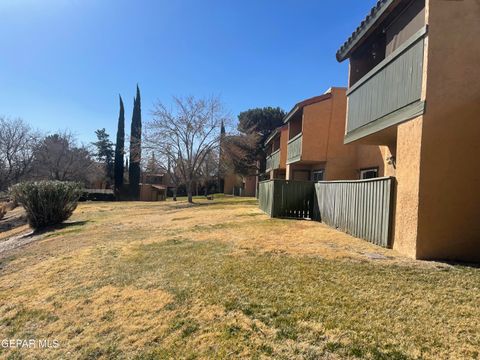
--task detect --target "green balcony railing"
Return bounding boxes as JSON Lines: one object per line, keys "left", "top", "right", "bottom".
{"left": 266, "top": 149, "right": 280, "bottom": 172}
{"left": 287, "top": 133, "right": 302, "bottom": 164}
{"left": 345, "top": 27, "right": 427, "bottom": 143}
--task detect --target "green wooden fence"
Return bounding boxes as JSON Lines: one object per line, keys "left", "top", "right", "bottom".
{"left": 258, "top": 180, "right": 314, "bottom": 219}
{"left": 315, "top": 177, "right": 395, "bottom": 247}
{"left": 259, "top": 177, "right": 396, "bottom": 248}
{"left": 258, "top": 180, "right": 275, "bottom": 216}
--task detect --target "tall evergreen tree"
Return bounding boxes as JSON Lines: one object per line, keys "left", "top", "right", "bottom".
{"left": 92, "top": 128, "right": 115, "bottom": 182}
{"left": 114, "top": 95, "right": 125, "bottom": 193}
{"left": 218, "top": 121, "right": 226, "bottom": 193}
{"left": 129, "top": 85, "right": 142, "bottom": 198}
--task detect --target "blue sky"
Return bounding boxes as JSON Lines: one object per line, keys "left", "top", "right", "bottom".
{"left": 0, "top": 0, "right": 376, "bottom": 143}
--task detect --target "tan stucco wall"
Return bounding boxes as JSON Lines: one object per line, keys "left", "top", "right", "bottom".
{"left": 287, "top": 88, "right": 360, "bottom": 180}
{"left": 356, "top": 145, "right": 396, "bottom": 178}
{"left": 323, "top": 88, "right": 359, "bottom": 180}
{"left": 301, "top": 99, "right": 331, "bottom": 162}
{"left": 224, "top": 173, "right": 256, "bottom": 197}
{"left": 223, "top": 173, "right": 240, "bottom": 195}
{"left": 413, "top": 0, "right": 480, "bottom": 261}
{"left": 286, "top": 88, "right": 394, "bottom": 181}
{"left": 244, "top": 175, "right": 257, "bottom": 197}
{"left": 391, "top": 116, "right": 423, "bottom": 258}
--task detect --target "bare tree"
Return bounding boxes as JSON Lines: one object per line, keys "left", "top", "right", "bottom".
{"left": 221, "top": 132, "right": 260, "bottom": 177}
{"left": 0, "top": 117, "right": 40, "bottom": 191}
{"left": 147, "top": 96, "right": 229, "bottom": 203}
{"left": 32, "top": 132, "right": 95, "bottom": 184}
{"left": 197, "top": 150, "right": 219, "bottom": 196}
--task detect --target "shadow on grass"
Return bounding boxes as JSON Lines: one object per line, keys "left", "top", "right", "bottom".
{"left": 164, "top": 198, "right": 258, "bottom": 212}
{"left": 31, "top": 220, "right": 90, "bottom": 237}
{"left": 435, "top": 260, "right": 480, "bottom": 269}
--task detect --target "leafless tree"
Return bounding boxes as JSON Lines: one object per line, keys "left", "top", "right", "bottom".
{"left": 147, "top": 96, "right": 229, "bottom": 203}
{"left": 197, "top": 150, "right": 219, "bottom": 196}
{"left": 221, "top": 132, "right": 260, "bottom": 177}
{"left": 31, "top": 132, "right": 95, "bottom": 184}
{"left": 0, "top": 117, "right": 40, "bottom": 191}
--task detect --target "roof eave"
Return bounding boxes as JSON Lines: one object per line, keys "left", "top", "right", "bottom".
{"left": 336, "top": 0, "right": 397, "bottom": 62}
{"left": 264, "top": 129, "right": 279, "bottom": 146}
{"left": 283, "top": 106, "right": 300, "bottom": 124}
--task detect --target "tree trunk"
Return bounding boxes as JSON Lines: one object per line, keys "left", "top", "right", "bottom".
{"left": 187, "top": 182, "right": 193, "bottom": 203}
{"left": 173, "top": 188, "right": 177, "bottom": 201}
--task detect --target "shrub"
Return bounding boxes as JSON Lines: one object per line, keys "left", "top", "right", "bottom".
{"left": 0, "top": 203, "right": 6, "bottom": 220}
{"left": 10, "top": 181, "right": 83, "bottom": 230}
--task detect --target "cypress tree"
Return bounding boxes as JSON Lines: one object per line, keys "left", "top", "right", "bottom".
{"left": 114, "top": 95, "right": 125, "bottom": 194}
{"left": 218, "top": 120, "right": 226, "bottom": 193}
{"left": 129, "top": 85, "right": 142, "bottom": 199}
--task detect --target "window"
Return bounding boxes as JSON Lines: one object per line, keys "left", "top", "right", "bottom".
{"left": 312, "top": 170, "right": 324, "bottom": 182}
{"left": 360, "top": 168, "right": 378, "bottom": 179}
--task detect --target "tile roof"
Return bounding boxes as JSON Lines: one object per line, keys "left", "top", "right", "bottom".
{"left": 336, "top": 0, "right": 397, "bottom": 62}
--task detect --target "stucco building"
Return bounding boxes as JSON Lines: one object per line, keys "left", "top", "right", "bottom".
{"left": 337, "top": 0, "right": 480, "bottom": 261}
{"left": 265, "top": 88, "right": 394, "bottom": 182}
{"left": 264, "top": 125, "right": 288, "bottom": 180}
{"left": 223, "top": 173, "right": 256, "bottom": 197}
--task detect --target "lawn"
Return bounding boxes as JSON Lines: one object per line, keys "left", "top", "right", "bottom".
{"left": 0, "top": 197, "right": 478, "bottom": 359}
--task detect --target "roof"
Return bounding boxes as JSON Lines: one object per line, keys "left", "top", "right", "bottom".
{"left": 151, "top": 185, "right": 167, "bottom": 191}
{"left": 336, "top": 0, "right": 398, "bottom": 62}
{"left": 283, "top": 93, "right": 333, "bottom": 124}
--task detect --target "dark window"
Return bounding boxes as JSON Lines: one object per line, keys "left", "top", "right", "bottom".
{"left": 360, "top": 168, "right": 378, "bottom": 179}
{"left": 312, "top": 170, "right": 324, "bottom": 182}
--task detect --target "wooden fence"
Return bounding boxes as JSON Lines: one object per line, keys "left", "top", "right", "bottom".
{"left": 259, "top": 177, "right": 395, "bottom": 247}
{"left": 315, "top": 177, "right": 395, "bottom": 247}
{"left": 258, "top": 180, "right": 314, "bottom": 219}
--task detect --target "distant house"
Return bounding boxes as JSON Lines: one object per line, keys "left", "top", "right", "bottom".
{"left": 336, "top": 0, "right": 480, "bottom": 261}
{"left": 220, "top": 131, "right": 258, "bottom": 198}
{"left": 139, "top": 173, "right": 174, "bottom": 201}
{"left": 224, "top": 173, "right": 256, "bottom": 197}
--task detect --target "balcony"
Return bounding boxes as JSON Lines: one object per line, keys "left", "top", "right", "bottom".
{"left": 345, "top": 27, "right": 427, "bottom": 143}
{"left": 266, "top": 149, "right": 280, "bottom": 172}
{"left": 287, "top": 133, "right": 302, "bottom": 164}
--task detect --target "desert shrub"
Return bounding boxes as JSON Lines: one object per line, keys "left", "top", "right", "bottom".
{"left": 10, "top": 181, "right": 83, "bottom": 229}
{"left": 0, "top": 203, "right": 6, "bottom": 220}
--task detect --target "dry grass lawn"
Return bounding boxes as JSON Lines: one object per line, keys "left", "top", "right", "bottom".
{"left": 0, "top": 196, "right": 479, "bottom": 359}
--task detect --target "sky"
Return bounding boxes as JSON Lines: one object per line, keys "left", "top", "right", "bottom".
{"left": 0, "top": 0, "right": 376, "bottom": 144}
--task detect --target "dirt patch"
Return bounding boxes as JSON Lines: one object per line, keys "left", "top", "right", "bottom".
{"left": 0, "top": 207, "right": 28, "bottom": 239}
